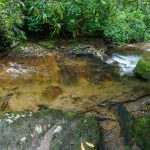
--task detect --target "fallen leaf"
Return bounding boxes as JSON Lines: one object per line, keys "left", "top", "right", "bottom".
{"left": 81, "top": 142, "right": 85, "bottom": 150}
{"left": 86, "top": 142, "right": 95, "bottom": 148}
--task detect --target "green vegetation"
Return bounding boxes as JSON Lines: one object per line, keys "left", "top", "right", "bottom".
{"left": 0, "top": 0, "right": 149, "bottom": 52}
{"left": 0, "top": 19, "right": 9, "bottom": 53}
{"left": 132, "top": 116, "right": 150, "bottom": 150}
{"left": 0, "top": 8, "right": 10, "bottom": 52}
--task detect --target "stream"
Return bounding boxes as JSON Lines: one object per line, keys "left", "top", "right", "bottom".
{"left": 0, "top": 41, "right": 149, "bottom": 150}
{"left": 0, "top": 52, "right": 148, "bottom": 112}
{"left": 0, "top": 44, "right": 149, "bottom": 113}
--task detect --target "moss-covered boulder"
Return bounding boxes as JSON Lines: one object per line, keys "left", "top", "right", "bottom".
{"left": 132, "top": 116, "right": 150, "bottom": 150}
{"left": 37, "top": 39, "right": 55, "bottom": 49}
{"left": 0, "top": 109, "right": 101, "bottom": 150}
{"left": 134, "top": 59, "right": 150, "bottom": 81}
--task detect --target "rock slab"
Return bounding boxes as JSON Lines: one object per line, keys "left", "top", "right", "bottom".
{"left": 0, "top": 109, "right": 101, "bottom": 150}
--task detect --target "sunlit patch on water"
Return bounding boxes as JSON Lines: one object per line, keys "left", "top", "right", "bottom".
{"left": 106, "top": 53, "right": 141, "bottom": 76}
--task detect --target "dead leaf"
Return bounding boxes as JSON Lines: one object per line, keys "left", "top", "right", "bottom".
{"left": 81, "top": 142, "right": 85, "bottom": 150}
{"left": 85, "top": 142, "right": 95, "bottom": 148}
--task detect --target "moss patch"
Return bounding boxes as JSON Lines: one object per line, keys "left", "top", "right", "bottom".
{"left": 132, "top": 116, "right": 150, "bottom": 150}
{"left": 38, "top": 39, "right": 55, "bottom": 49}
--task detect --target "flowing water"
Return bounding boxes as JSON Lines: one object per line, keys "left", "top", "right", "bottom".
{"left": 106, "top": 53, "right": 141, "bottom": 75}
{"left": 0, "top": 45, "right": 149, "bottom": 114}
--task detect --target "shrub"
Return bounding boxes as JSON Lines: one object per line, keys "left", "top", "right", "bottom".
{"left": 104, "top": 10, "right": 148, "bottom": 44}
{"left": 0, "top": 0, "right": 26, "bottom": 41}
{"left": 26, "top": 0, "right": 63, "bottom": 35}
{"left": 0, "top": 2, "right": 11, "bottom": 52}
{"left": 0, "top": 0, "right": 150, "bottom": 44}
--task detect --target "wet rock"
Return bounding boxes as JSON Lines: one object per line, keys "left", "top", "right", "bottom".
{"left": 37, "top": 104, "right": 49, "bottom": 111}
{"left": 100, "top": 114, "right": 125, "bottom": 150}
{"left": 132, "top": 144, "right": 142, "bottom": 150}
{"left": 0, "top": 64, "right": 5, "bottom": 68}
{"left": 66, "top": 45, "right": 107, "bottom": 59}
{"left": 112, "top": 42, "right": 150, "bottom": 51}
{"left": 65, "top": 48, "right": 95, "bottom": 58}
{"left": 42, "top": 86, "right": 63, "bottom": 100}
{"left": 59, "top": 65, "right": 78, "bottom": 85}
{"left": 10, "top": 38, "right": 108, "bottom": 59}
{"left": 56, "top": 38, "right": 108, "bottom": 59}
{"left": 89, "top": 61, "right": 115, "bottom": 83}
{"left": 37, "top": 39, "right": 55, "bottom": 49}
{"left": 124, "top": 94, "right": 150, "bottom": 118}
{"left": 0, "top": 93, "right": 14, "bottom": 111}
{"left": 2, "top": 91, "right": 42, "bottom": 112}
{"left": 0, "top": 109, "right": 101, "bottom": 150}
{"left": 134, "top": 58, "right": 150, "bottom": 81}
{"left": 98, "top": 103, "right": 132, "bottom": 150}
{"left": 0, "top": 64, "right": 5, "bottom": 73}
{"left": 10, "top": 42, "right": 49, "bottom": 58}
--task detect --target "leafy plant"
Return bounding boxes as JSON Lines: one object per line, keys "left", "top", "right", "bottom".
{"left": 0, "top": 1, "right": 11, "bottom": 52}
{"left": 0, "top": 0, "right": 26, "bottom": 41}
{"left": 0, "top": 0, "right": 150, "bottom": 44}
{"left": 27, "top": 0, "right": 63, "bottom": 35}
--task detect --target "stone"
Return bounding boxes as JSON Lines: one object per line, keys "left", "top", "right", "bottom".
{"left": 42, "top": 86, "right": 63, "bottom": 100}
{"left": 134, "top": 58, "right": 150, "bottom": 81}
{"left": 38, "top": 39, "right": 55, "bottom": 49}
{"left": 10, "top": 42, "right": 48, "bottom": 58}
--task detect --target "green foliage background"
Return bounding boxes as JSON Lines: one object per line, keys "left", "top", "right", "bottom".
{"left": 0, "top": 0, "right": 150, "bottom": 52}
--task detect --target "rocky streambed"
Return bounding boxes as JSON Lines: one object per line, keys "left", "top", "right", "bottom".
{"left": 0, "top": 39, "right": 150, "bottom": 150}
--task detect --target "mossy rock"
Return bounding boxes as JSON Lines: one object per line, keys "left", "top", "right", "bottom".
{"left": 134, "top": 58, "right": 150, "bottom": 81}
{"left": 0, "top": 109, "right": 101, "bottom": 150}
{"left": 11, "top": 42, "right": 48, "bottom": 57}
{"left": 132, "top": 116, "right": 150, "bottom": 150}
{"left": 38, "top": 39, "right": 55, "bottom": 49}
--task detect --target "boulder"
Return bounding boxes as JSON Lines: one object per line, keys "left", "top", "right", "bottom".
{"left": 134, "top": 59, "right": 150, "bottom": 81}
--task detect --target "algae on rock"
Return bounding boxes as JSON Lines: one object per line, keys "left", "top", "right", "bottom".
{"left": 132, "top": 116, "right": 150, "bottom": 150}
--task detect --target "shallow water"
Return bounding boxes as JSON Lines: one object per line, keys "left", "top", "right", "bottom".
{"left": 0, "top": 47, "right": 149, "bottom": 113}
